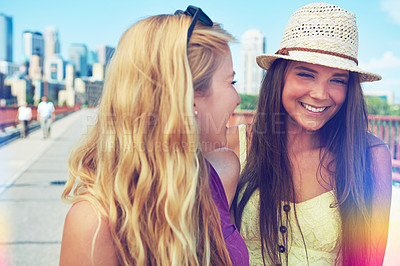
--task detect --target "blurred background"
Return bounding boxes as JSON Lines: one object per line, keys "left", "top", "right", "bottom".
{"left": 1, "top": 0, "right": 400, "bottom": 265}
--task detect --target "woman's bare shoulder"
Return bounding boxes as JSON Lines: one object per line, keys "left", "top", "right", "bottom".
{"left": 60, "top": 201, "right": 118, "bottom": 266}
{"left": 367, "top": 133, "right": 392, "bottom": 183}
{"left": 367, "top": 133, "right": 388, "bottom": 147}
{"left": 65, "top": 201, "right": 101, "bottom": 230}
{"left": 205, "top": 148, "right": 240, "bottom": 207}
{"left": 63, "top": 201, "right": 99, "bottom": 237}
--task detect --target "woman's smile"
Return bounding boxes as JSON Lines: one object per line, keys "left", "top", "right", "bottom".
{"left": 299, "top": 102, "right": 330, "bottom": 113}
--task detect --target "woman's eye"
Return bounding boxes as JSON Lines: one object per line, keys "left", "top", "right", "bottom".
{"left": 232, "top": 80, "right": 237, "bottom": 86}
{"left": 332, "top": 79, "right": 348, "bottom": 85}
{"left": 297, "top": 72, "right": 314, "bottom": 78}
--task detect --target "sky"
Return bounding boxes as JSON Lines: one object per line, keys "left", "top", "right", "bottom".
{"left": 2, "top": 0, "right": 400, "bottom": 101}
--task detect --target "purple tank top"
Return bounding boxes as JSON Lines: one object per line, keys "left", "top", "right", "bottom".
{"left": 207, "top": 161, "right": 249, "bottom": 266}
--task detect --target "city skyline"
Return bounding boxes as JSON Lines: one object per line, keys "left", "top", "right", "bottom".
{"left": 0, "top": 13, "right": 12, "bottom": 62}
{"left": 239, "top": 29, "right": 265, "bottom": 95}
{"left": 2, "top": 0, "right": 400, "bottom": 101}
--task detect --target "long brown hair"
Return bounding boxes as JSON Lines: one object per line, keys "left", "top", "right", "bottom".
{"left": 63, "top": 14, "right": 233, "bottom": 265}
{"left": 233, "top": 59, "right": 375, "bottom": 265}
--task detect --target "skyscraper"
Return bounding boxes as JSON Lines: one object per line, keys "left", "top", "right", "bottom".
{"left": 97, "top": 45, "right": 115, "bottom": 66}
{"left": 239, "top": 29, "right": 265, "bottom": 95}
{"left": 69, "top": 44, "right": 88, "bottom": 77}
{"left": 23, "top": 31, "right": 44, "bottom": 61}
{"left": 88, "top": 50, "right": 98, "bottom": 65}
{"left": 44, "top": 26, "right": 60, "bottom": 59}
{"left": 0, "top": 13, "right": 13, "bottom": 62}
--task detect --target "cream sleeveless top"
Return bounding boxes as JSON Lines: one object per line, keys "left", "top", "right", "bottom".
{"left": 237, "top": 125, "right": 342, "bottom": 265}
{"left": 240, "top": 189, "right": 342, "bottom": 265}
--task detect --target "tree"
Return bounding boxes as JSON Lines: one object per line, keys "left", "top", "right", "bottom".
{"left": 366, "top": 96, "right": 390, "bottom": 115}
{"left": 26, "top": 94, "right": 34, "bottom": 105}
{"left": 389, "top": 104, "right": 400, "bottom": 116}
{"left": 238, "top": 94, "right": 258, "bottom": 110}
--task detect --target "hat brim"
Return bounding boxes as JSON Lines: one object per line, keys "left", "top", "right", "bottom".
{"left": 256, "top": 51, "right": 381, "bottom": 83}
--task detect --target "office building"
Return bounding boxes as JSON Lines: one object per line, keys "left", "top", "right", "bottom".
{"left": 0, "top": 61, "right": 18, "bottom": 76}
{"left": 69, "top": 44, "right": 88, "bottom": 77}
{"left": 73, "top": 77, "right": 103, "bottom": 106}
{"left": 0, "top": 13, "right": 13, "bottom": 62}
{"left": 0, "top": 72, "right": 12, "bottom": 101}
{"left": 97, "top": 45, "right": 115, "bottom": 66}
{"left": 239, "top": 29, "right": 265, "bottom": 95}
{"left": 23, "top": 31, "right": 44, "bottom": 62}
{"left": 44, "top": 26, "right": 60, "bottom": 59}
{"left": 88, "top": 50, "right": 98, "bottom": 65}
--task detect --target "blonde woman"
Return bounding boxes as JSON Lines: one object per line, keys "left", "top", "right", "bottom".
{"left": 229, "top": 3, "right": 391, "bottom": 265}
{"left": 60, "top": 6, "right": 248, "bottom": 266}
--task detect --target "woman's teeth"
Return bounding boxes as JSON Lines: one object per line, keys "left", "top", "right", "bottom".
{"left": 301, "top": 102, "right": 327, "bottom": 113}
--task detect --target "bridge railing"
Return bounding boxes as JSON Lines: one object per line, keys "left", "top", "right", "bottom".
{"left": 368, "top": 115, "right": 400, "bottom": 181}
{"left": 0, "top": 105, "right": 80, "bottom": 131}
{"left": 228, "top": 110, "right": 400, "bottom": 181}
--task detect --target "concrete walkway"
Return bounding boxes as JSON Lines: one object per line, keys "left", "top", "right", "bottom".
{"left": 0, "top": 109, "right": 97, "bottom": 266}
{"left": 0, "top": 108, "right": 399, "bottom": 265}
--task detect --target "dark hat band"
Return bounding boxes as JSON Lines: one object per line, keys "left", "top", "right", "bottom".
{"left": 275, "top": 47, "right": 358, "bottom": 65}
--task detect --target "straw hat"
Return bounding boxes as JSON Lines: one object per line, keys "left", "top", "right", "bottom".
{"left": 256, "top": 2, "right": 381, "bottom": 82}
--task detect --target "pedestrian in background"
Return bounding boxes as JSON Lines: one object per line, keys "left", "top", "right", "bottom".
{"left": 37, "top": 96, "right": 55, "bottom": 139}
{"left": 16, "top": 101, "right": 32, "bottom": 138}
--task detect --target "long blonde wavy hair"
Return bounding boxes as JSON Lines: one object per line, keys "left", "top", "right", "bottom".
{"left": 62, "top": 14, "right": 235, "bottom": 265}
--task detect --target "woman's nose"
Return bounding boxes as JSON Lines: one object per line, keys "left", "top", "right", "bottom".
{"left": 309, "top": 82, "right": 329, "bottom": 100}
